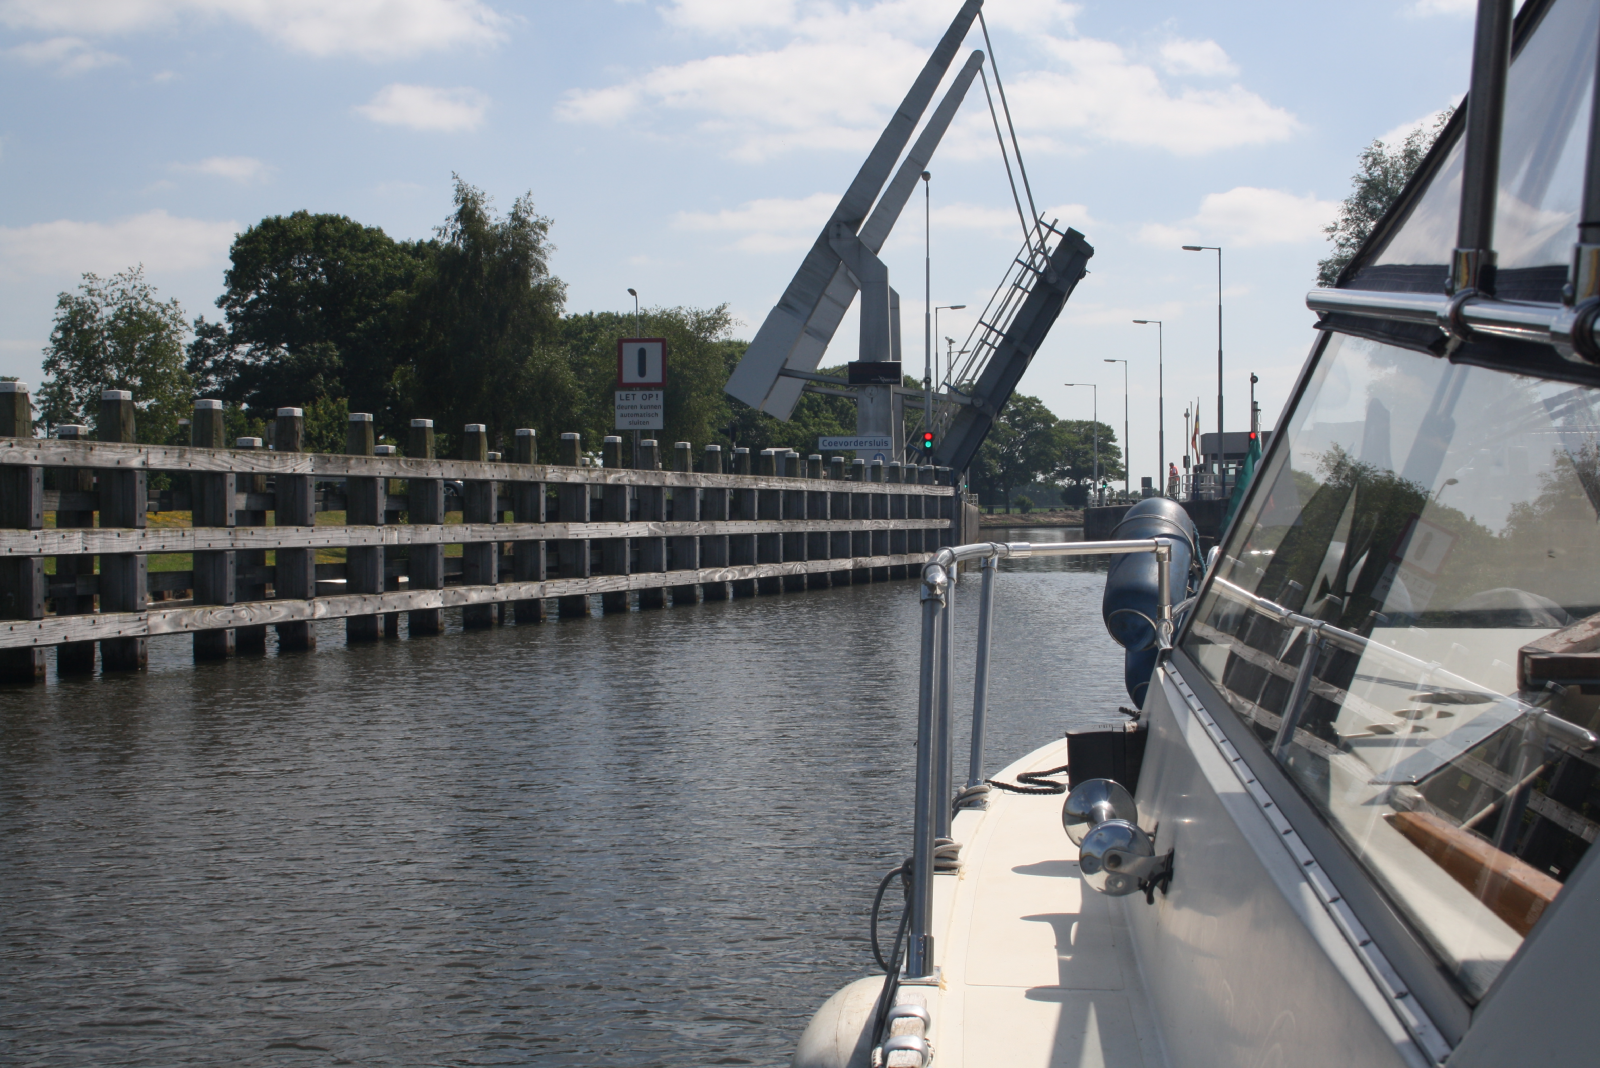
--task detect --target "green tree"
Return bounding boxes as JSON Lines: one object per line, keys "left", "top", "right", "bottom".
{"left": 974, "top": 394, "right": 1067, "bottom": 511}
{"left": 558, "top": 305, "right": 736, "bottom": 457}
{"left": 1317, "top": 110, "right": 1452, "bottom": 286}
{"left": 403, "top": 177, "right": 568, "bottom": 452}
{"left": 195, "top": 210, "right": 433, "bottom": 426}
{"left": 1053, "top": 419, "right": 1124, "bottom": 503}
{"left": 39, "top": 267, "right": 193, "bottom": 443}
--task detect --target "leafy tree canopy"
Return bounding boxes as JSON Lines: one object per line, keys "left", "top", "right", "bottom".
{"left": 403, "top": 176, "right": 567, "bottom": 449}
{"left": 40, "top": 266, "right": 192, "bottom": 444}
{"left": 1317, "top": 110, "right": 1452, "bottom": 286}
{"left": 193, "top": 210, "right": 434, "bottom": 421}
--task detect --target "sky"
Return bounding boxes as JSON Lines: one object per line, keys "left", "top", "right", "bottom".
{"left": 0, "top": 0, "right": 1477, "bottom": 484}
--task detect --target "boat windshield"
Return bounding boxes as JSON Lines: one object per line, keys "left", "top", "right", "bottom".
{"left": 1182, "top": 330, "right": 1600, "bottom": 1000}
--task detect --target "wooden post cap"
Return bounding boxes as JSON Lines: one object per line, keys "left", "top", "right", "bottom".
{"left": 411, "top": 418, "right": 433, "bottom": 427}
{"left": 0, "top": 381, "right": 28, "bottom": 392}
{"left": 102, "top": 389, "right": 132, "bottom": 401}
{"left": 57, "top": 424, "right": 86, "bottom": 438}
{"left": 486, "top": 451, "right": 501, "bottom": 461}
{"left": 236, "top": 437, "right": 262, "bottom": 447}
{"left": 278, "top": 407, "right": 303, "bottom": 417}
{"left": 349, "top": 412, "right": 373, "bottom": 421}
{"left": 558, "top": 432, "right": 581, "bottom": 466}
{"left": 374, "top": 445, "right": 397, "bottom": 455}
{"left": 193, "top": 398, "right": 223, "bottom": 410}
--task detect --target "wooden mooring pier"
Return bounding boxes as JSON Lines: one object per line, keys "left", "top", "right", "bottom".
{"left": 0, "top": 386, "right": 970, "bottom": 683}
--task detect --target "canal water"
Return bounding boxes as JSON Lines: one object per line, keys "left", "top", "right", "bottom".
{"left": 1, "top": 530, "right": 1126, "bottom": 1067}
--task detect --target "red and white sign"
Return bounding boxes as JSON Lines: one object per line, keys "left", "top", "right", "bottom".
{"left": 617, "top": 338, "right": 667, "bottom": 387}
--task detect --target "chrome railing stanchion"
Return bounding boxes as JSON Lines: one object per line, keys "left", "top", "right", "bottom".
{"left": 908, "top": 562, "right": 947, "bottom": 979}
{"left": 935, "top": 566, "right": 957, "bottom": 839}
{"left": 966, "top": 553, "right": 998, "bottom": 787}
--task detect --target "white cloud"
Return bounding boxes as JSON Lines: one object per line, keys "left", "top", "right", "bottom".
{"left": 0, "top": 210, "right": 237, "bottom": 279}
{"left": 6, "top": 35, "right": 122, "bottom": 74}
{"left": 1158, "top": 38, "right": 1237, "bottom": 78}
{"left": 1408, "top": 0, "right": 1474, "bottom": 15}
{"left": 674, "top": 192, "right": 838, "bottom": 252}
{"left": 0, "top": 0, "right": 506, "bottom": 60}
{"left": 174, "top": 155, "right": 270, "bottom": 183}
{"left": 559, "top": 1, "right": 1293, "bottom": 160}
{"left": 355, "top": 84, "right": 488, "bottom": 132}
{"left": 1138, "top": 187, "right": 1338, "bottom": 248}
{"left": 1010, "top": 37, "right": 1297, "bottom": 156}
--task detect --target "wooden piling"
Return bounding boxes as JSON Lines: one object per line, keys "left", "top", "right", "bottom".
{"left": 555, "top": 432, "right": 590, "bottom": 617}
{"left": 371, "top": 445, "right": 402, "bottom": 637}
{"left": 635, "top": 439, "right": 666, "bottom": 609}
{"left": 344, "top": 412, "right": 383, "bottom": 642}
{"left": 782, "top": 450, "right": 807, "bottom": 592}
{"left": 729, "top": 447, "right": 756, "bottom": 597}
{"left": 511, "top": 428, "right": 546, "bottom": 624}
{"left": 405, "top": 419, "right": 445, "bottom": 636}
{"left": 0, "top": 382, "right": 44, "bottom": 683}
{"left": 850, "top": 458, "right": 871, "bottom": 584}
{"left": 870, "top": 459, "right": 890, "bottom": 582}
{"left": 233, "top": 437, "right": 269, "bottom": 653}
{"left": 935, "top": 467, "right": 953, "bottom": 547}
{"left": 191, "top": 399, "right": 235, "bottom": 660}
{"left": 670, "top": 442, "right": 699, "bottom": 605}
{"left": 888, "top": 461, "right": 908, "bottom": 579}
{"left": 700, "top": 445, "right": 729, "bottom": 601}
{"left": 461, "top": 424, "right": 496, "bottom": 629}
{"left": 273, "top": 407, "right": 316, "bottom": 651}
{"left": 52, "top": 425, "right": 97, "bottom": 674}
{"left": 805, "top": 454, "right": 831, "bottom": 590}
{"left": 599, "top": 435, "right": 630, "bottom": 614}
{"left": 829, "top": 457, "right": 853, "bottom": 583}
{"left": 98, "top": 390, "right": 147, "bottom": 671}
{"left": 756, "top": 449, "right": 782, "bottom": 594}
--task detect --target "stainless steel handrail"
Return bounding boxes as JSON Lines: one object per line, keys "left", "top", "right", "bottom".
{"left": 1206, "top": 575, "right": 1598, "bottom": 753}
{"left": 1305, "top": 286, "right": 1600, "bottom": 360}
{"left": 904, "top": 537, "right": 1173, "bottom": 979}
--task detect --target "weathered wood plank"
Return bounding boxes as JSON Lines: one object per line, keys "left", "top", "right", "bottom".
{"left": 0, "top": 516, "right": 949, "bottom": 556}
{"left": 0, "top": 552, "right": 938, "bottom": 648}
{"left": 0, "top": 436, "right": 954, "bottom": 494}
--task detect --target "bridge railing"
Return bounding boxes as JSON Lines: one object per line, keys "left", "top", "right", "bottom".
{"left": 0, "top": 389, "right": 956, "bottom": 680}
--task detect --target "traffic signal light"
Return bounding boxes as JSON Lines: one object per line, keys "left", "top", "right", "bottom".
{"left": 920, "top": 431, "right": 935, "bottom": 450}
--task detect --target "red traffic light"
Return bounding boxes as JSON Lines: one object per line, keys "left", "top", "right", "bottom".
{"left": 920, "top": 431, "right": 935, "bottom": 449}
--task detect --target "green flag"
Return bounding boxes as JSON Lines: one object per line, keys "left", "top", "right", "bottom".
{"left": 1222, "top": 432, "right": 1263, "bottom": 531}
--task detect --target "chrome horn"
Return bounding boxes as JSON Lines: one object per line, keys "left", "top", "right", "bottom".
{"left": 1061, "top": 778, "right": 1173, "bottom": 901}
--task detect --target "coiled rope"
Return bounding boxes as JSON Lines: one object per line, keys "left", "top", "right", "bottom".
{"left": 985, "top": 763, "right": 1071, "bottom": 794}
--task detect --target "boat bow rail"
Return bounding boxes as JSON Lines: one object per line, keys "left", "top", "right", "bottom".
{"left": 904, "top": 537, "right": 1174, "bottom": 980}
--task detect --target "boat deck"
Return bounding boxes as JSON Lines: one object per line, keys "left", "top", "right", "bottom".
{"left": 926, "top": 736, "right": 1168, "bottom": 1068}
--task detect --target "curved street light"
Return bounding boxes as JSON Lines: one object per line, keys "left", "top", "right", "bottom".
{"left": 1181, "top": 245, "right": 1223, "bottom": 459}
{"left": 1065, "top": 382, "right": 1098, "bottom": 506}
{"left": 1103, "top": 358, "right": 1128, "bottom": 496}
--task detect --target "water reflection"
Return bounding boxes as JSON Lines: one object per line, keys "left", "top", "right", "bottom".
{"left": 0, "top": 561, "right": 1124, "bottom": 1066}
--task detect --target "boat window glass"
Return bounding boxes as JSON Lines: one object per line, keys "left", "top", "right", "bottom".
{"left": 1182, "top": 331, "right": 1600, "bottom": 1001}
{"left": 1360, "top": 0, "right": 1597, "bottom": 297}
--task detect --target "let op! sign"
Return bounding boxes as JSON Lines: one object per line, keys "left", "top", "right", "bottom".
{"left": 616, "top": 338, "right": 666, "bottom": 430}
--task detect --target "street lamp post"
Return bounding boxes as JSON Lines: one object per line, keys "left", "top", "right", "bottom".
{"left": 1181, "top": 245, "right": 1223, "bottom": 469}
{"left": 1132, "top": 318, "right": 1164, "bottom": 496}
{"left": 922, "top": 172, "right": 933, "bottom": 456}
{"left": 1103, "top": 358, "right": 1128, "bottom": 496}
{"left": 1065, "top": 382, "right": 1098, "bottom": 505}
